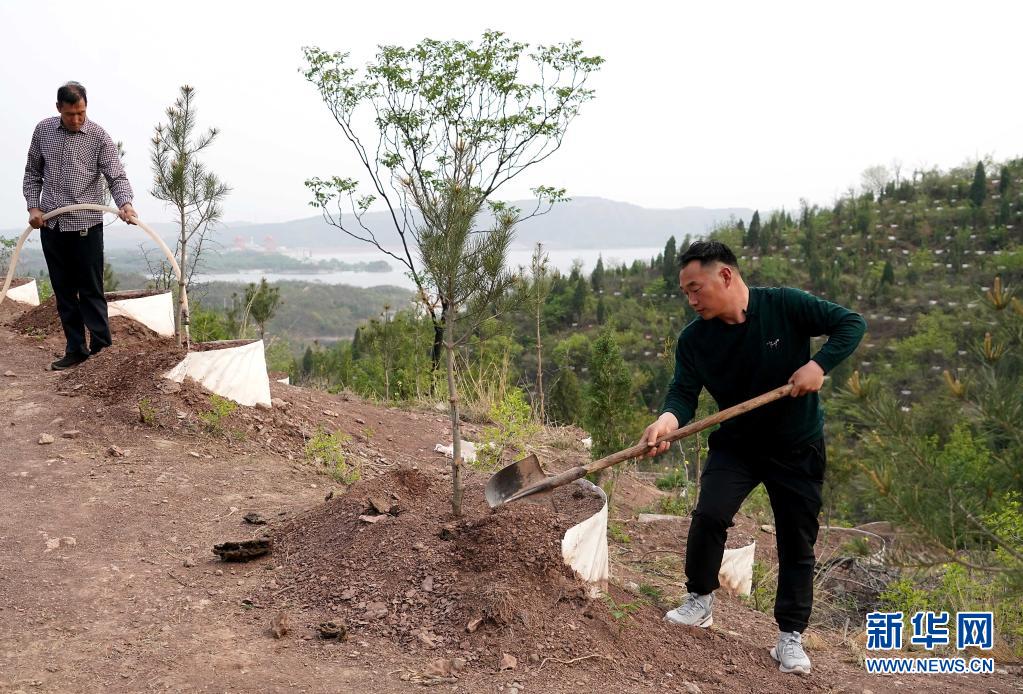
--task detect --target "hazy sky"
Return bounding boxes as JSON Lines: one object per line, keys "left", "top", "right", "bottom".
{"left": 2, "top": 0, "right": 1019, "bottom": 230}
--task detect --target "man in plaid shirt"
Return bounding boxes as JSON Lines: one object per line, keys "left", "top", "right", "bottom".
{"left": 23, "top": 82, "right": 137, "bottom": 370}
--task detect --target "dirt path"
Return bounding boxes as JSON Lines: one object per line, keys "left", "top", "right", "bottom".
{"left": 0, "top": 310, "right": 1017, "bottom": 693}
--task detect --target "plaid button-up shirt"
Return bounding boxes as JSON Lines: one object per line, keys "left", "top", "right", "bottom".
{"left": 23, "top": 116, "right": 134, "bottom": 232}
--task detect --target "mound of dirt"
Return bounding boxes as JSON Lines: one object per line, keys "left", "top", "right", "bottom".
{"left": 262, "top": 468, "right": 809, "bottom": 689}
{"left": 7, "top": 296, "right": 61, "bottom": 335}
{"left": 58, "top": 342, "right": 185, "bottom": 402}
{"left": 6, "top": 297, "right": 168, "bottom": 349}
{"left": 268, "top": 469, "right": 605, "bottom": 650}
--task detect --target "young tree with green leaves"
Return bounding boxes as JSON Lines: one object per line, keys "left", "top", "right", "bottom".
{"left": 102, "top": 263, "right": 118, "bottom": 292}
{"left": 302, "top": 32, "right": 603, "bottom": 400}
{"left": 243, "top": 278, "right": 282, "bottom": 340}
{"left": 661, "top": 235, "right": 677, "bottom": 285}
{"left": 881, "top": 260, "right": 895, "bottom": 286}
{"left": 150, "top": 85, "right": 230, "bottom": 346}
{"left": 409, "top": 160, "right": 519, "bottom": 515}
{"left": 572, "top": 276, "right": 589, "bottom": 323}
{"left": 301, "top": 345, "right": 314, "bottom": 377}
{"left": 969, "top": 161, "right": 987, "bottom": 208}
{"left": 0, "top": 237, "right": 16, "bottom": 279}
{"left": 548, "top": 368, "right": 583, "bottom": 426}
{"left": 527, "top": 242, "right": 553, "bottom": 422}
{"left": 591, "top": 254, "right": 605, "bottom": 293}
{"left": 585, "top": 328, "right": 634, "bottom": 459}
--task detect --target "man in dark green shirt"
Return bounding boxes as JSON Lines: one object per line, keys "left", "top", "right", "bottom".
{"left": 642, "top": 240, "right": 865, "bottom": 675}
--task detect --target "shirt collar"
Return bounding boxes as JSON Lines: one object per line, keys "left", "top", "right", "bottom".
{"left": 57, "top": 118, "right": 93, "bottom": 135}
{"left": 743, "top": 287, "right": 759, "bottom": 318}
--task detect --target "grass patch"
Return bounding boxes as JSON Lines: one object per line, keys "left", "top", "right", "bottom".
{"left": 742, "top": 560, "right": 777, "bottom": 614}
{"left": 659, "top": 493, "right": 693, "bottom": 516}
{"left": 199, "top": 395, "right": 237, "bottom": 434}
{"left": 138, "top": 397, "right": 157, "bottom": 426}
{"left": 305, "top": 428, "right": 359, "bottom": 484}
{"left": 608, "top": 521, "right": 631, "bottom": 544}
{"left": 639, "top": 584, "right": 664, "bottom": 602}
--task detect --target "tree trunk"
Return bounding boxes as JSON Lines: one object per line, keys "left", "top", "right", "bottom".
{"left": 176, "top": 210, "right": 186, "bottom": 346}
{"left": 431, "top": 318, "right": 444, "bottom": 397}
{"left": 535, "top": 302, "right": 544, "bottom": 423}
{"left": 445, "top": 303, "right": 463, "bottom": 517}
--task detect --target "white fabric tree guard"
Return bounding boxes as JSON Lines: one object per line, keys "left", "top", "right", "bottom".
{"left": 6, "top": 279, "right": 40, "bottom": 306}
{"left": 560, "top": 478, "right": 609, "bottom": 597}
{"left": 718, "top": 541, "right": 756, "bottom": 597}
{"left": 635, "top": 513, "right": 756, "bottom": 597}
{"left": 107, "top": 291, "right": 175, "bottom": 337}
{"left": 433, "top": 440, "right": 478, "bottom": 464}
{"left": 163, "top": 340, "right": 272, "bottom": 407}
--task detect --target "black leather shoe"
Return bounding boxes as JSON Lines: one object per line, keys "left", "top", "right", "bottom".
{"left": 51, "top": 352, "right": 89, "bottom": 370}
{"left": 89, "top": 344, "right": 107, "bottom": 356}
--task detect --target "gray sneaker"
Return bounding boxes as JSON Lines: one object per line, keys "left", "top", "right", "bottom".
{"left": 770, "top": 630, "right": 811, "bottom": 674}
{"left": 664, "top": 592, "right": 713, "bottom": 627}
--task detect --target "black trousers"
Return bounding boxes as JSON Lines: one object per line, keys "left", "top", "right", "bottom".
{"left": 40, "top": 223, "right": 111, "bottom": 356}
{"left": 684, "top": 438, "right": 825, "bottom": 633}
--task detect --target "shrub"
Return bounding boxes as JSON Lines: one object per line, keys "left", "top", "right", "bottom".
{"left": 199, "top": 395, "right": 237, "bottom": 434}
{"left": 655, "top": 466, "right": 688, "bottom": 491}
{"left": 138, "top": 397, "right": 157, "bottom": 426}
{"left": 608, "top": 521, "right": 631, "bottom": 544}
{"left": 744, "top": 560, "right": 777, "bottom": 614}
{"left": 474, "top": 388, "right": 539, "bottom": 470}
{"left": 305, "top": 428, "right": 359, "bottom": 484}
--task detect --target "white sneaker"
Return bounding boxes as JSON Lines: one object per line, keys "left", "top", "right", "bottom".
{"left": 664, "top": 592, "right": 714, "bottom": 627}
{"left": 770, "top": 630, "right": 811, "bottom": 674}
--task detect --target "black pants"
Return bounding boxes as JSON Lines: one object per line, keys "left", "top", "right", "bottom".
{"left": 40, "top": 223, "right": 111, "bottom": 356}
{"left": 684, "top": 438, "right": 826, "bottom": 633}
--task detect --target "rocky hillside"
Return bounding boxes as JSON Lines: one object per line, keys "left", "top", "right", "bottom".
{"left": 0, "top": 297, "right": 1016, "bottom": 693}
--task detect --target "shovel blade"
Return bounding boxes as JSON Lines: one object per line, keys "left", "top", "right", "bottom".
{"left": 485, "top": 453, "right": 547, "bottom": 508}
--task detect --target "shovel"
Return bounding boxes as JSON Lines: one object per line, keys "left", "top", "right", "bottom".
{"left": 485, "top": 383, "right": 794, "bottom": 507}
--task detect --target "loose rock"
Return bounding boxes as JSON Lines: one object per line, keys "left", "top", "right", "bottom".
{"left": 423, "top": 659, "right": 453, "bottom": 677}
{"left": 270, "top": 611, "right": 290, "bottom": 639}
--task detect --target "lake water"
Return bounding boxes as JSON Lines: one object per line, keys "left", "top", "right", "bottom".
{"left": 195, "top": 246, "right": 666, "bottom": 289}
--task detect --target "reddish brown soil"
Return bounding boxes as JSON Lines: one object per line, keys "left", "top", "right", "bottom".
{"left": 7, "top": 295, "right": 62, "bottom": 335}
{"left": 104, "top": 289, "right": 166, "bottom": 301}
{"left": 266, "top": 470, "right": 603, "bottom": 655}
{"left": 57, "top": 342, "right": 186, "bottom": 402}
{"left": 4, "top": 296, "right": 167, "bottom": 351}
{"left": 0, "top": 300, "right": 1016, "bottom": 693}
{"left": 191, "top": 339, "right": 259, "bottom": 352}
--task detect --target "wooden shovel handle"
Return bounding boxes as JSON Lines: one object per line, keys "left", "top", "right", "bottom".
{"left": 503, "top": 384, "right": 793, "bottom": 504}
{"left": 583, "top": 383, "right": 794, "bottom": 476}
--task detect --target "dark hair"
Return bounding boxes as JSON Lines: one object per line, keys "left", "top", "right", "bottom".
{"left": 678, "top": 240, "right": 739, "bottom": 270}
{"left": 57, "top": 81, "right": 87, "bottom": 106}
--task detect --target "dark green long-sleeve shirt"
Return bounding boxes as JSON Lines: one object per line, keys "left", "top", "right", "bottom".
{"left": 661, "top": 286, "right": 866, "bottom": 452}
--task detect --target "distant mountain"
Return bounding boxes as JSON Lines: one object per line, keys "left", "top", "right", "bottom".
{"left": 2, "top": 197, "right": 752, "bottom": 252}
